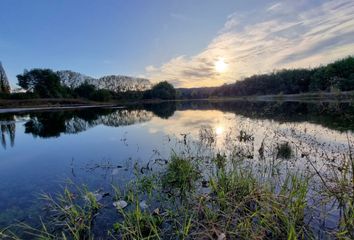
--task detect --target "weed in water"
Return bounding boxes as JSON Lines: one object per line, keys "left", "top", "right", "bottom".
{"left": 162, "top": 154, "right": 200, "bottom": 195}
{"left": 113, "top": 201, "right": 163, "bottom": 239}
{"left": 276, "top": 142, "right": 293, "bottom": 159}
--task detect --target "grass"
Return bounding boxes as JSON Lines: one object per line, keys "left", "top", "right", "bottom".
{"left": 161, "top": 154, "right": 200, "bottom": 196}
{"left": 112, "top": 201, "right": 163, "bottom": 240}
{"left": 38, "top": 186, "right": 101, "bottom": 239}
{"left": 2, "top": 132, "right": 353, "bottom": 239}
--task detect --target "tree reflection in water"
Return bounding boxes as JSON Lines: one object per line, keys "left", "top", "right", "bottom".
{"left": 0, "top": 116, "right": 15, "bottom": 149}
{"left": 1, "top": 100, "right": 354, "bottom": 149}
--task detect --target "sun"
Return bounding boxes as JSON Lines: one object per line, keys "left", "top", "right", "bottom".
{"left": 215, "top": 58, "right": 228, "bottom": 73}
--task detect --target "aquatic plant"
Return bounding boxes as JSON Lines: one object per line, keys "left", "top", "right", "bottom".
{"left": 276, "top": 141, "right": 293, "bottom": 159}
{"left": 162, "top": 154, "right": 200, "bottom": 195}
{"left": 237, "top": 129, "right": 254, "bottom": 142}
{"left": 113, "top": 201, "right": 163, "bottom": 240}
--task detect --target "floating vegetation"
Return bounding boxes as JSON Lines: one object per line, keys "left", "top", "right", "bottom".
{"left": 237, "top": 129, "right": 254, "bottom": 142}
{"left": 199, "top": 125, "right": 216, "bottom": 146}
{"left": 276, "top": 141, "right": 293, "bottom": 159}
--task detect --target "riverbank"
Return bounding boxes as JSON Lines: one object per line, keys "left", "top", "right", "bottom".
{"left": 0, "top": 98, "right": 168, "bottom": 114}
{"left": 0, "top": 98, "right": 108, "bottom": 108}
{"left": 1, "top": 91, "right": 353, "bottom": 114}
{"left": 253, "top": 90, "right": 354, "bottom": 102}
{"left": 200, "top": 90, "right": 354, "bottom": 102}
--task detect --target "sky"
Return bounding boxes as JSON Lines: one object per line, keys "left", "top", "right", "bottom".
{"left": 1, "top": 0, "right": 354, "bottom": 88}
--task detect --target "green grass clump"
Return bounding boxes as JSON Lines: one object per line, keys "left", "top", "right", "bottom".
{"left": 162, "top": 154, "right": 200, "bottom": 195}
{"left": 113, "top": 201, "right": 163, "bottom": 239}
{"left": 5, "top": 186, "right": 102, "bottom": 240}
{"left": 212, "top": 153, "right": 227, "bottom": 170}
{"left": 136, "top": 175, "right": 157, "bottom": 197}
{"left": 210, "top": 168, "right": 256, "bottom": 207}
{"left": 38, "top": 187, "right": 100, "bottom": 239}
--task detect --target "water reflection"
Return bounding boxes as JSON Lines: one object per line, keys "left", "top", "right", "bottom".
{"left": 0, "top": 100, "right": 354, "bottom": 149}
{"left": 0, "top": 115, "right": 15, "bottom": 149}
{"left": 175, "top": 101, "right": 354, "bottom": 131}
{"left": 141, "top": 102, "right": 176, "bottom": 119}
{"left": 24, "top": 109, "right": 154, "bottom": 138}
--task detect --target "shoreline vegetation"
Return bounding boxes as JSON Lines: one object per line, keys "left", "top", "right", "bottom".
{"left": 1, "top": 90, "right": 354, "bottom": 112}
{"left": 1, "top": 130, "right": 353, "bottom": 239}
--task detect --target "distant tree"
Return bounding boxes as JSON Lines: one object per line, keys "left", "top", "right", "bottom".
{"left": 74, "top": 82, "right": 96, "bottom": 99}
{"left": 0, "top": 62, "right": 11, "bottom": 94}
{"left": 142, "top": 89, "right": 152, "bottom": 99}
{"left": 149, "top": 81, "right": 176, "bottom": 100}
{"left": 17, "top": 69, "right": 65, "bottom": 98}
{"left": 74, "top": 83, "right": 112, "bottom": 102}
{"left": 339, "top": 73, "right": 354, "bottom": 91}
{"left": 190, "top": 56, "right": 354, "bottom": 98}
{"left": 90, "top": 89, "right": 112, "bottom": 102}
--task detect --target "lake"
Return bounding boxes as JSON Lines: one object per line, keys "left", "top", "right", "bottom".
{"left": 1, "top": 100, "right": 353, "bottom": 239}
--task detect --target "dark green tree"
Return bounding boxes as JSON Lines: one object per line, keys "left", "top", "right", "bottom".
{"left": 90, "top": 89, "right": 112, "bottom": 102}
{"left": 74, "top": 82, "right": 96, "bottom": 99}
{"left": 149, "top": 81, "right": 176, "bottom": 100}
{"left": 17, "top": 69, "right": 65, "bottom": 98}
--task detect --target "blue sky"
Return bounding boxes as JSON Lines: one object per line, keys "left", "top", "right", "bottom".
{"left": 1, "top": 0, "right": 354, "bottom": 88}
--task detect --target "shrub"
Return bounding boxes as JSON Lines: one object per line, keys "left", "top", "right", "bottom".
{"left": 89, "top": 89, "right": 112, "bottom": 102}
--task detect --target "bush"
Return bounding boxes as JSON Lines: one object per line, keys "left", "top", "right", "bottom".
{"left": 148, "top": 81, "right": 176, "bottom": 100}
{"left": 0, "top": 92, "right": 38, "bottom": 99}
{"left": 89, "top": 89, "right": 112, "bottom": 102}
{"left": 74, "top": 82, "right": 96, "bottom": 99}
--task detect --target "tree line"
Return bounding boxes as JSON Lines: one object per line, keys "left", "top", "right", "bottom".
{"left": 178, "top": 56, "right": 354, "bottom": 99}
{"left": 0, "top": 68, "right": 176, "bottom": 101}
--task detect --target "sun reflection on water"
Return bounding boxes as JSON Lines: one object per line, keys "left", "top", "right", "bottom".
{"left": 215, "top": 126, "right": 224, "bottom": 135}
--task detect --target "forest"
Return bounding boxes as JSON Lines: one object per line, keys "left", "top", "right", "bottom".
{"left": 178, "top": 56, "right": 354, "bottom": 99}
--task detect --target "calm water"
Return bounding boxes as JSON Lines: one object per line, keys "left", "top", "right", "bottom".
{"left": 1, "top": 100, "right": 354, "bottom": 233}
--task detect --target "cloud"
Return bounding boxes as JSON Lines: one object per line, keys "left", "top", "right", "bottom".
{"left": 266, "top": 3, "right": 282, "bottom": 12}
{"left": 143, "top": 0, "right": 354, "bottom": 88}
{"left": 145, "top": 65, "right": 157, "bottom": 72}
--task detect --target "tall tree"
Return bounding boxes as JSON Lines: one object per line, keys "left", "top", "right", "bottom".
{"left": 0, "top": 62, "right": 11, "bottom": 93}
{"left": 148, "top": 81, "right": 176, "bottom": 100}
{"left": 17, "top": 69, "right": 64, "bottom": 98}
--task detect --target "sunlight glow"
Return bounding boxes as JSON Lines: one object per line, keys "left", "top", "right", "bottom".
{"left": 215, "top": 126, "right": 224, "bottom": 135}
{"left": 214, "top": 58, "right": 228, "bottom": 73}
